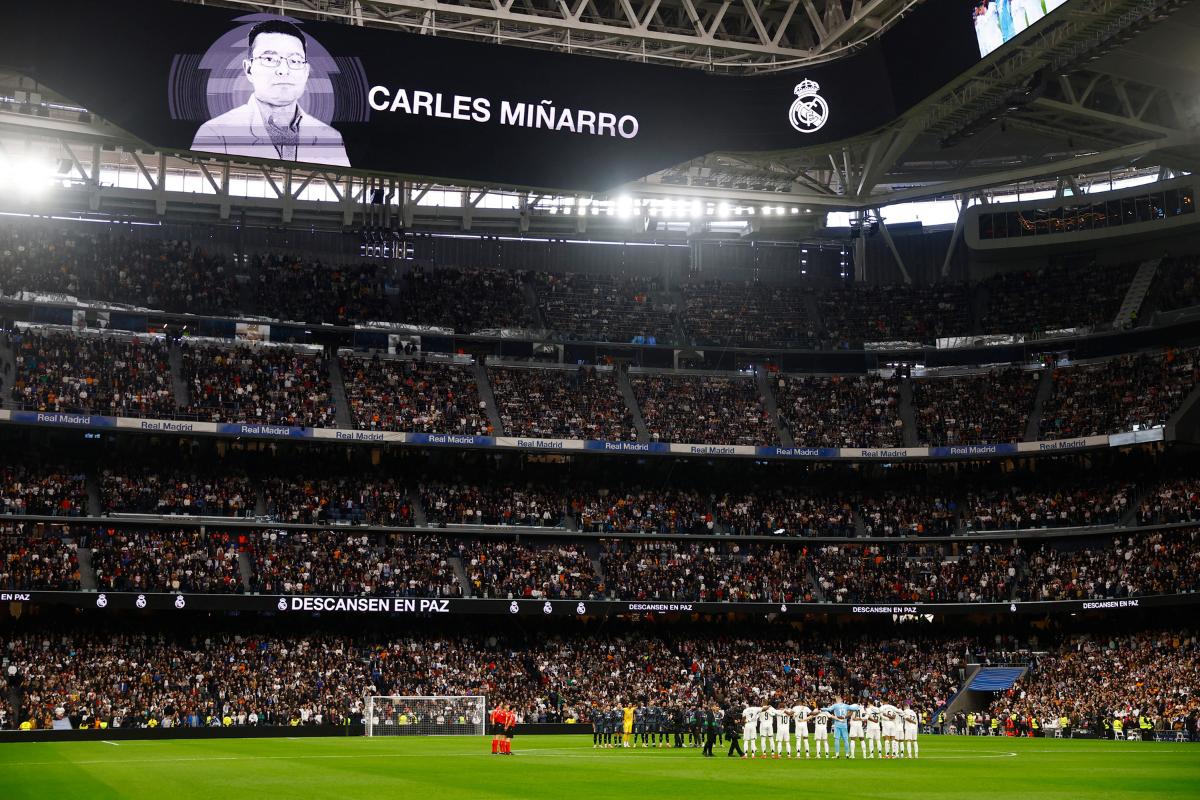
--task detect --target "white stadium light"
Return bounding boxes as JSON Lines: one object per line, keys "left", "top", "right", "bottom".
{"left": 616, "top": 196, "right": 633, "bottom": 218}
{"left": 0, "top": 155, "right": 55, "bottom": 194}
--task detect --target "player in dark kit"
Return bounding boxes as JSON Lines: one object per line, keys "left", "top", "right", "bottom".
{"left": 658, "top": 706, "right": 671, "bottom": 748}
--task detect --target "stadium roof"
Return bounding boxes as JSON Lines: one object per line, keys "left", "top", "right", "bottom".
{"left": 639, "top": 0, "right": 1200, "bottom": 208}
{"left": 187, "top": 0, "right": 913, "bottom": 72}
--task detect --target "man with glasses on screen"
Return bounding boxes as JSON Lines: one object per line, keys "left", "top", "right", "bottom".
{"left": 191, "top": 19, "right": 350, "bottom": 166}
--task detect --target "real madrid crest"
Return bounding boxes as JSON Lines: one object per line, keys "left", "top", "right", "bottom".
{"left": 789, "top": 78, "right": 829, "bottom": 134}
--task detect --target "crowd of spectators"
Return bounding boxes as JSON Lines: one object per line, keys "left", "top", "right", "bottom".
{"left": 774, "top": 374, "right": 903, "bottom": 448}
{"left": 102, "top": 468, "right": 256, "bottom": 516}
{"left": 632, "top": 373, "right": 776, "bottom": 446}
{"left": 680, "top": 280, "right": 815, "bottom": 348}
{"left": 490, "top": 365, "right": 635, "bottom": 441}
{"left": 1147, "top": 254, "right": 1200, "bottom": 314}
{"left": 989, "top": 630, "right": 1200, "bottom": 732}
{"left": 4, "top": 630, "right": 370, "bottom": 730}
{"left": 575, "top": 488, "right": 713, "bottom": 535}
{"left": 9, "top": 331, "right": 1185, "bottom": 448}
{"left": 980, "top": 262, "right": 1137, "bottom": 334}
{"left": 89, "top": 529, "right": 246, "bottom": 593}
{"left": 250, "top": 531, "right": 462, "bottom": 597}
{"left": 0, "top": 624, "right": 978, "bottom": 730}
{"left": 10, "top": 623, "right": 1196, "bottom": 732}
{"left": 962, "top": 480, "right": 1133, "bottom": 530}
{"left": 340, "top": 356, "right": 491, "bottom": 435}
{"left": 0, "top": 534, "right": 79, "bottom": 589}
{"left": 856, "top": 490, "right": 959, "bottom": 537}
{"left": 0, "top": 465, "right": 89, "bottom": 516}
{"left": 6, "top": 519, "right": 1200, "bottom": 602}
{"left": 456, "top": 539, "right": 597, "bottom": 599}
{"left": 1138, "top": 477, "right": 1200, "bottom": 525}
{"left": 252, "top": 255, "right": 393, "bottom": 325}
{"left": 1020, "top": 528, "right": 1200, "bottom": 600}
{"left": 913, "top": 368, "right": 1040, "bottom": 445}
{"left": 712, "top": 491, "right": 855, "bottom": 537}
{"left": 394, "top": 266, "right": 534, "bottom": 333}
{"left": 598, "top": 539, "right": 810, "bottom": 603}
{"left": 1040, "top": 348, "right": 1198, "bottom": 439}
{"left": 419, "top": 483, "right": 567, "bottom": 527}
{"left": 0, "top": 224, "right": 239, "bottom": 315}
{"left": 263, "top": 477, "right": 412, "bottom": 526}
{"left": 818, "top": 284, "right": 971, "bottom": 345}
{"left": 9, "top": 330, "right": 175, "bottom": 417}
{"left": 535, "top": 272, "right": 675, "bottom": 344}
{"left": 3, "top": 219, "right": 1199, "bottom": 357}
{"left": 807, "top": 542, "right": 1020, "bottom": 604}
{"left": 183, "top": 343, "right": 335, "bottom": 427}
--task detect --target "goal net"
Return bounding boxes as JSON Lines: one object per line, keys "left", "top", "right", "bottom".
{"left": 364, "top": 695, "right": 487, "bottom": 737}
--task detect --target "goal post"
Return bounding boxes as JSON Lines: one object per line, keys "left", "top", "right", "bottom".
{"left": 364, "top": 695, "right": 487, "bottom": 737}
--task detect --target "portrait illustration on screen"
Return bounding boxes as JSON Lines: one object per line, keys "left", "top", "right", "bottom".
{"left": 188, "top": 18, "right": 352, "bottom": 167}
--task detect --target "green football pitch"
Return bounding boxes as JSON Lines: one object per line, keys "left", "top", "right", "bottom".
{"left": 1, "top": 734, "right": 1197, "bottom": 799}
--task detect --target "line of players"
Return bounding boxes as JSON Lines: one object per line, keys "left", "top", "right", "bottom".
{"left": 740, "top": 698, "right": 919, "bottom": 759}
{"left": 592, "top": 704, "right": 709, "bottom": 749}
{"left": 589, "top": 698, "right": 920, "bottom": 759}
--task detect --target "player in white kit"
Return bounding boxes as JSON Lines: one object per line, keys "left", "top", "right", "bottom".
{"left": 757, "top": 703, "right": 775, "bottom": 758}
{"left": 878, "top": 703, "right": 901, "bottom": 758}
{"left": 791, "top": 704, "right": 811, "bottom": 758}
{"left": 771, "top": 705, "right": 791, "bottom": 758}
{"left": 902, "top": 704, "right": 920, "bottom": 758}
{"left": 741, "top": 704, "right": 760, "bottom": 759}
{"left": 863, "top": 702, "right": 882, "bottom": 759}
{"left": 848, "top": 705, "right": 865, "bottom": 758}
{"left": 810, "top": 707, "right": 831, "bottom": 758}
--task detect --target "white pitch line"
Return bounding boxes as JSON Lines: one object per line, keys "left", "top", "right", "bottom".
{"left": 0, "top": 752, "right": 492, "bottom": 768}
{"left": 0, "top": 749, "right": 1023, "bottom": 768}
{"left": 101, "top": 741, "right": 120, "bottom": 746}
{"left": 524, "top": 750, "right": 1018, "bottom": 760}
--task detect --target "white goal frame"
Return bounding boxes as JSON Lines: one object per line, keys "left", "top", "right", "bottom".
{"left": 364, "top": 695, "right": 487, "bottom": 737}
